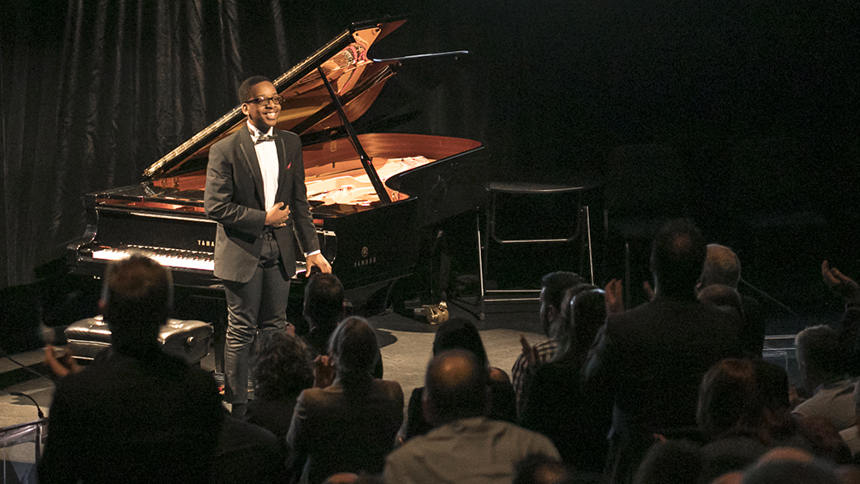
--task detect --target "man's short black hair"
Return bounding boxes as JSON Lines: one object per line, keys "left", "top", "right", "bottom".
{"left": 650, "top": 219, "right": 707, "bottom": 296}
{"left": 540, "top": 271, "right": 583, "bottom": 335}
{"left": 431, "top": 317, "right": 489, "bottom": 367}
{"left": 237, "top": 76, "right": 272, "bottom": 103}
{"left": 541, "top": 271, "right": 584, "bottom": 311}
{"left": 303, "top": 273, "right": 345, "bottom": 328}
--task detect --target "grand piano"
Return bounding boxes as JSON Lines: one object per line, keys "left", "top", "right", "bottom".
{"left": 67, "top": 18, "right": 485, "bottom": 305}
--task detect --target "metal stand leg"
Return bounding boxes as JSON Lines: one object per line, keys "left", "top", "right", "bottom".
{"left": 477, "top": 212, "right": 485, "bottom": 321}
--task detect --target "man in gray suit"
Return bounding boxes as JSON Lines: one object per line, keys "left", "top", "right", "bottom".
{"left": 205, "top": 75, "right": 331, "bottom": 418}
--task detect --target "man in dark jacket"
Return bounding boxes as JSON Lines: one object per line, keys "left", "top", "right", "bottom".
{"left": 586, "top": 219, "right": 745, "bottom": 484}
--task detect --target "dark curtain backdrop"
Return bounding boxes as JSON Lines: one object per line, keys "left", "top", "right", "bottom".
{"left": 0, "top": 0, "right": 495, "bottom": 288}
{"left": 2, "top": 0, "right": 860, "bottom": 291}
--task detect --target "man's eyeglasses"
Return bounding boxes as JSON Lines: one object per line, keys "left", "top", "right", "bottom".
{"left": 245, "top": 95, "right": 284, "bottom": 106}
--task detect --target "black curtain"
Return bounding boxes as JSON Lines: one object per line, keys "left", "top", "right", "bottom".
{"left": 2, "top": 0, "right": 860, "bottom": 291}
{"left": 0, "top": 0, "right": 497, "bottom": 288}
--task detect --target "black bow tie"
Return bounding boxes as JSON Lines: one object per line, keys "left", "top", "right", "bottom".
{"left": 255, "top": 133, "right": 277, "bottom": 144}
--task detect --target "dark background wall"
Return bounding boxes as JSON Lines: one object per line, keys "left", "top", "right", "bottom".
{"left": 2, "top": 0, "right": 859, "bottom": 336}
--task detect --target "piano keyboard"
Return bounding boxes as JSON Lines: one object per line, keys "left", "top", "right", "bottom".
{"left": 91, "top": 246, "right": 214, "bottom": 272}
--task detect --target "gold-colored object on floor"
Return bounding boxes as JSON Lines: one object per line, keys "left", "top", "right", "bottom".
{"left": 413, "top": 301, "right": 449, "bottom": 325}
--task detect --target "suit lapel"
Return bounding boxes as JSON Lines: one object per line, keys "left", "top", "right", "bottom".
{"left": 274, "top": 133, "right": 290, "bottom": 203}
{"left": 238, "top": 125, "right": 266, "bottom": 209}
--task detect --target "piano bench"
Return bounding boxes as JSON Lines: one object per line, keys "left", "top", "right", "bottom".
{"left": 65, "top": 316, "right": 213, "bottom": 365}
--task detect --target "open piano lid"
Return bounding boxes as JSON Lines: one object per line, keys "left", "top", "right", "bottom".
{"left": 143, "top": 17, "right": 408, "bottom": 180}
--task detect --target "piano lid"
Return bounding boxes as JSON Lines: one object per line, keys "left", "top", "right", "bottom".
{"left": 143, "top": 17, "right": 408, "bottom": 180}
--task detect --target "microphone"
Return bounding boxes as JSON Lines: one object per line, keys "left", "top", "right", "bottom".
{"left": 11, "top": 392, "right": 46, "bottom": 419}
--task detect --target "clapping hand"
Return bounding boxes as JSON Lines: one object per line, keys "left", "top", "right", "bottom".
{"left": 519, "top": 334, "right": 538, "bottom": 365}
{"left": 822, "top": 260, "right": 860, "bottom": 304}
{"left": 44, "top": 345, "right": 82, "bottom": 378}
{"left": 313, "top": 354, "right": 335, "bottom": 388}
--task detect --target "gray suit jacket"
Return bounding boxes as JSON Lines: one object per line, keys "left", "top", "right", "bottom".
{"left": 204, "top": 124, "right": 319, "bottom": 283}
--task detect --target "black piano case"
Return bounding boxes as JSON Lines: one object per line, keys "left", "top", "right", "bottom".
{"left": 65, "top": 316, "right": 212, "bottom": 364}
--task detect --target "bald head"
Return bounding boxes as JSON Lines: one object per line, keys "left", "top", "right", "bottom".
{"left": 424, "top": 349, "right": 489, "bottom": 425}
{"left": 742, "top": 448, "right": 837, "bottom": 484}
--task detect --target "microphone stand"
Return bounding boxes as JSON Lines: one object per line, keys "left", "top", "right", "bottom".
{"left": 739, "top": 278, "right": 799, "bottom": 317}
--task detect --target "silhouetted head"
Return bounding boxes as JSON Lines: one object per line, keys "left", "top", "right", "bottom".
{"left": 539, "top": 271, "right": 584, "bottom": 336}
{"left": 253, "top": 332, "right": 313, "bottom": 401}
{"left": 697, "top": 358, "right": 765, "bottom": 441}
{"left": 633, "top": 440, "right": 702, "bottom": 484}
{"left": 101, "top": 255, "right": 172, "bottom": 355}
{"left": 554, "top": 284, "right": 605, "bottom": 362}
{"left": 795, "top": 325, "right": 844, "bottom": 393}
{"left": 650, "top": 219, "right": 707, "bottom": 297}
{"left": 432, "top": 317, "right": 488, "bottom": 367}
{"left": 742, "top": 450, "right": 838, "bottom": 484}
{"left": 303, "top": 273, "right": 345, "bottom": 328}
{"left": 697, "top": 284, "right": 744, "bottom": 320}
{"left": 327, "top": 316, "right": 379, "bottom": 382}
{"left": 513, "top": 454, "right": 573, "bottom": 484}
{"left": 700, "top": 244, "right": 742, "bottom": 290}
{"left": 752, "top": 359, "right": 791, "bottom": 412}
{"left": 423, "top": 349, "right": 489, "bottom": 425}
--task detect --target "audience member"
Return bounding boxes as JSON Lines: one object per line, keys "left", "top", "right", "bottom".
{"left": 303, "top": 273, "right": 383, "bottom": 379}
{"left": 247, "top": 331, "right": 314, "bottom": 439}
{"left": 792, "top": 414, "right": 853, "bottom": 465}
{"left": 837, "top": 465, "right": 860, "bottom": 484}
{"left": 585, "top": 219, "right": 745, "bottom": 484}
{"left": 741, "top": 448, "right": 839, "bottom": 484}
{"left": 303, "top": 273, "right": 346, "bottom": 357}
{"left": 750, "top": 359, "right": 801, "bottom": 446}
{"left": 838, "top": 381, "right": 860, "bottom": 459}
{"left": 632, "top": 440, "right": 702, "bottom": 484}
{"left": 321, "top": 473, "right": 383, "bottom": 484}
{"left": 709, "top": 472, "right": 744, "bottom": 484}
{"left": 37, "top": 255, "right": 223, "bottom": 484}
{"left": 519, "top": 285, "right": 612, "bottom": 476}
{"left": 402, "top": 317, "right": 515, "bottom": 441}
{"left": 697, "top": 284, "right": 744, "bottom": 319}
{"left": 322, "top": 474, "right": 359, "bottom": 484}
{"left": 512, "top": 271, "right": 584, "bottom": 415}
{"left": 821, "top": 260, "right": 860, "bottom": 376}
{"left": 513, "top": 454, "right": 574, "bottom": 484}
{"left": 697, "top": 359, "right": 771, "bottom": 481}
{"left": 751, "top": 360, "right": 850, "bottom": 465}
{"left": 214, "top": 412, "right": 287, "bottom": 484}
{"left": 383, "top": 349, "right": 559, "bottom": 484}
{"left": 793, "top": 325, "right": 858, "bottom": 431}
{"left": 698, "top": 244, "right": 766, "bottom": 357}
{"left": 287, "top": 316, "right": 403, "bottom": 484}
